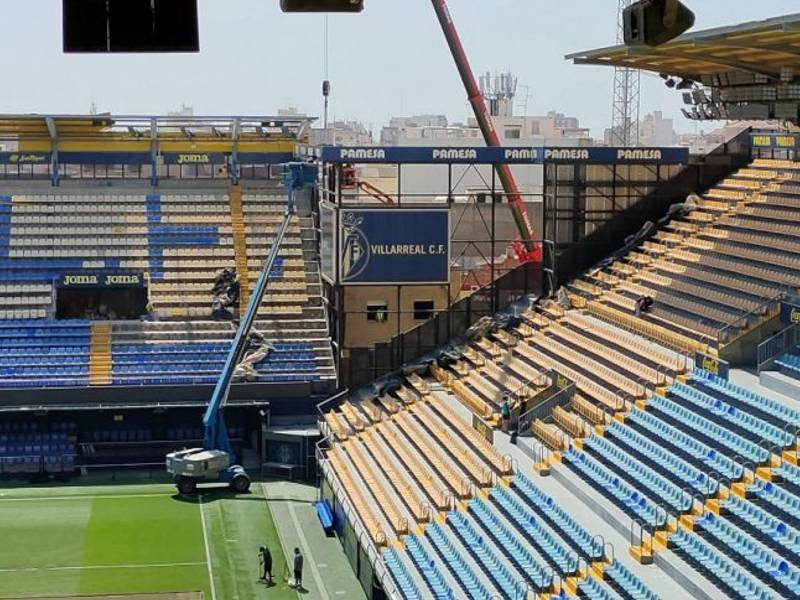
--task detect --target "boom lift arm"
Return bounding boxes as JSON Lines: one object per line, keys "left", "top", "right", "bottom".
{"left": 166, "top": 163, "right": 315, "bottom": 495}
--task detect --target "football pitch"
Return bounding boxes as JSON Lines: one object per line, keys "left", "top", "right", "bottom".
{"left": 0, "top": 482, "right": 298, "bottom": 600}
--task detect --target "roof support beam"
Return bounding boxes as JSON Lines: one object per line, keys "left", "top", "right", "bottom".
{"left": 696, "top": 38, "right": 800, "bottom": 61}
{"left": 150, "top": 117, "right": 158, "bottom": 187}
{"left": 230, "top": 117, "right": 241, "bottom": 185}
{"left": 628, "top": 48, "right": 781, "bottom": 79}
{"left": 45, "top": 116, "right": 59, "bottom": 186}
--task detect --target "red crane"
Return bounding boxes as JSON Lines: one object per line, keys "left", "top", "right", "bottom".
{"left": 281, "top": 0, "right": 542, "bottom": 262}
{"left": 430, "top": 0, "right": 541, "bottom": 263}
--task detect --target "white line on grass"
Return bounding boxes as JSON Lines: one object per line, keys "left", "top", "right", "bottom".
{"left": 199, "top": 495, "right": 218, "bottom": 600}
{"left": 0, "top": 562, "right": 205, "bottom": 573}
{"left": 263, "top": 482, "right": 329, "bottom": 600}
{"left": 0, "top": 492, "right": 173, "bottom": 502}
{"left": 287, "top": 500, "right": 330, "bottom": 600}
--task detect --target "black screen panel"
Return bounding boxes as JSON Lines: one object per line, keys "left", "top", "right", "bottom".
{"left": 64, "top": 0, "right": 199, "bottom": 53}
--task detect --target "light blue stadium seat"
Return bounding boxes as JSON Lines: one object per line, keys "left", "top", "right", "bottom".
{"left": 649, "top": 394, "right": 770, "bottom": 465}
{"left": 468, "top": 497, "right": 552, "bottom": 587}
{"left": 405, "top": 534, "right": 457, "bottom": 600}
{"left": 423, "top": 525, "right": 489, "bottom": 599}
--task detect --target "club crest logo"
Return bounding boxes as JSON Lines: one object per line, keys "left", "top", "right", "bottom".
{"left": 341, "top": 212, "right": 370, "bottom": 282}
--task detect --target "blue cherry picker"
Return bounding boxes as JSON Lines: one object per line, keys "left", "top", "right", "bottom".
{"left": 166, "top": 163, "right": 315, "bottom": 495}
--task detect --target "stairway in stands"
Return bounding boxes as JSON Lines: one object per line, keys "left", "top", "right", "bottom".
{"left": 227, "top": 184, "right": 251, "bottom": 314}
{"left": 89, "top": 323, "right": 112, "bottom": 386}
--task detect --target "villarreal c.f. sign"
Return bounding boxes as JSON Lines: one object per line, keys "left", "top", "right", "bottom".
{"left": 339, "top": 209, "right": 449, "bottom": 285}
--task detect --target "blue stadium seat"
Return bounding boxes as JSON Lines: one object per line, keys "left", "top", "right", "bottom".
{"left": 405, "top": 533, "right": 457, "bottom": 600}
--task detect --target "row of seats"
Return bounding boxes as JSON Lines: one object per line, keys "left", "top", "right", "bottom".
{"left": 336, "top": 159, "right": 800, "bottom": 600}
{"left": 327, "top": 382, "right": 660, "bottom": 600}
{"left": 0, "top": 190, "right": 324, "bottom": 337}
{"left": 566, "top": 160, "right": 800, "bottom": 347}
{"left": 543, "top": 362, "right": 800, "bottom": 596}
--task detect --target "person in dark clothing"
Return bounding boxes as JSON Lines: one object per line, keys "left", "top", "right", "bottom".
{"left": 635, "top": 295, "right": 654, "bottom": 318}
{"left": 500, "top": 399, "right": 511, "bottom": 433}
{"left": 258, "top": 546, "right": 273, "bottom": 584}
{"left": 293, "top": 547, "right": 304, "bottom": 589}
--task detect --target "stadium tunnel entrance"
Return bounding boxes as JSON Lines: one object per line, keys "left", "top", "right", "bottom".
{"left": 55, "top": 272, "right": 148, "bottom": 320}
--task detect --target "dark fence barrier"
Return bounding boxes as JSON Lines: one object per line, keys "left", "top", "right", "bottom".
{"left": 341, "top": 261, "right": 543, "bottom": 390}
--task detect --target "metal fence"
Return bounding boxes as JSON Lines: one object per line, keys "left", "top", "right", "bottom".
{"left": 757, "top": 323, "right": 800, "bottom": 373}
{"left": 340, "top": 260, "right": 544, "bottom": 390}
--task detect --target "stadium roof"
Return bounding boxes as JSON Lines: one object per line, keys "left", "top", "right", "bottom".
{"left": 0, "top": 114, "right": 316, "bottom": 143}
{"left": 567, "top": 13, "right": 800, "bottom": 81}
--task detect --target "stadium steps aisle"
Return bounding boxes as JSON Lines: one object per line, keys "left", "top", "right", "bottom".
{"left": 227, "top": 185, "right": 250, "bottom": 314}
{"left": 88, "top": 322, "right": 112, "bottom": 386}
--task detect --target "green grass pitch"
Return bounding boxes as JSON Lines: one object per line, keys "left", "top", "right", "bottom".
{"left": 0, "top": 483, "right": 298, "bottom": 599}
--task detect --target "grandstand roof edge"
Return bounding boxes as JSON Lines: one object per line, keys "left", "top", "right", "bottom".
{"left": 0, "top": 114, "right": 318, "bottom": 122}
{"left": 566, "top": 12, "right": 800, "bottom": 61}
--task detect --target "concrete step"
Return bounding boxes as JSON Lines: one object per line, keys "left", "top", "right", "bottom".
{"left": 548, "top": 459, "right": 725, "bottom": 600}
{"left": 759, "top": 369, "right": 800, "bottom": 403}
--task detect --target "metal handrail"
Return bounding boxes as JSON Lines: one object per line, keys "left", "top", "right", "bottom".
{"left": 604, "top": 541, "right": 615, "bottom": 564}
{"left": 717, "top": 291, "right": 788, "bottom": 348}
{"left": 316, "top": 388, "right": 350, "bottom": 420}
{"left": 757, "top": 322, "right": 800, "bottom": 372}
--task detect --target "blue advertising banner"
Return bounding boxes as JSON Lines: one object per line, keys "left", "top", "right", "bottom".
{"left": 320, "top": 145, "right": 689, "bottom": 165}
{"left": 56, "top": 272, "right": 145, "bottom": 288}
{"left": 0, "top": 152, "right": 51, "bottom": 165}
{"left": 59, "top": 151, "right": 151, "bottom": 165}
{"left": 320, "top": 202, "right": 337, "bottom": 284}
{"left": 781, "top": 300, "right": 800, "bottom": 325}
{"left": 695, "top": 352, "right": 730, "bottom": 381}
{"left": 339, "top": 209, "right": 449, "bottom": 284}
{"left": 751, "top": 133, "right": 800, "bottom": 149}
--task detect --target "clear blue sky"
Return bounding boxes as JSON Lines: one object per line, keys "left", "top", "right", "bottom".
{"left": 0, "top": 1, "right": 797, "bottom": 137}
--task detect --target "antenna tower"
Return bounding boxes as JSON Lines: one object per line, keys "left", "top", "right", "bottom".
{"left": 610, "top": 0, "right": 640, "bottom": 145}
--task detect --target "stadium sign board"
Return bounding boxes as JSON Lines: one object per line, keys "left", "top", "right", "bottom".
{"left": 750, "top": 133, "right": 800, "bottom": 149}
{"left": 781, "top": 300, "right": 800, "bottom": 325}
{"left": 472, "top": 414, "right": 495, "bottom": 443}
{"left": 162, "top": 152, "right": 227, "bottom": 165}
{"left": 338, "top": 209, "right": 450, "bottom": 285}
{"left": 57, "top": 272, "right": 146, "bottom": 288}
{"left": 320, "top": 145, "right": 689, "bottom": 165}
{"left": 0, "top": 152, "right": 51, "bottom": 164}
{"left": 695, "top": 351, "right": 730, "bottom": 380}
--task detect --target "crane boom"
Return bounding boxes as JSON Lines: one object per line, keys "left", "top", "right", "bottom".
{"left": 430, "top": 0, "right": 541, "bottom": 262}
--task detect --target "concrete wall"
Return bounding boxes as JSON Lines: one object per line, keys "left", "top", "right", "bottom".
{"left": 342, "top": 279, "right": 458, "bottom": 348}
